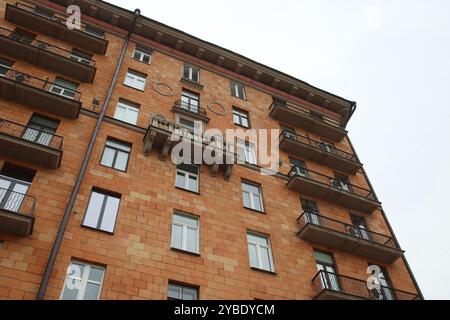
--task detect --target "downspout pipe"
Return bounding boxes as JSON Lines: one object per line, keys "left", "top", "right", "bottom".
{"left": 36, "top": 8, "right": 141, "bottom": 300}
{"left": 347, "top": 136, "right": 425, "bottom": 300}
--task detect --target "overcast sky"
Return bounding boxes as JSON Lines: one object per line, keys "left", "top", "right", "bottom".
{"left": 107, "top": 0, "right": 450, "bottom": 299}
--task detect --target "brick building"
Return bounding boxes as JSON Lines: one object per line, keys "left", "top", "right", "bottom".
{"left": 0, "top": 0, "right": 422, "bottom": 300}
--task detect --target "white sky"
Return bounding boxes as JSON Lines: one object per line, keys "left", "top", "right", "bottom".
{"left": 106, "top": 0, "right": 450, "bottom": 299}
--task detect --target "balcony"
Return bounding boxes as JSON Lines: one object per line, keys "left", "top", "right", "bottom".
{"left": 0, "top": 186, "right": 35, "bottom": 236}
{"left": 297, "top": 212, "right": 403, "bottom": 263}
{"left": 0, "top": 118, "right": 63, "bottom": 168}
{"left": 0, "top": 26, "right": 96, "bottom": 83}
{"left": 143, "top": 116, "right": 234, "bottom": 179}
{"left": 280, "top": 130, "right": 362, "bottom": 174}
{"left": 5, "top": 2, "right": 108, "bottom": 55}
{"left": 0, "top": 66, "right": 81, "bottom": 119}
{"left": 287, "top": 167, "right": 380, "bottom": 214}
{"left": 269, "top": 100, "right": 347, "bottom": 142}
{"left": 312, "top": 270, "right": 419, "bottom": 300}
{"left": 171, "top": 100, "right": 210, "bottom": 123}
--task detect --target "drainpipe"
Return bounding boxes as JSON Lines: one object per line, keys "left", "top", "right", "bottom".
{"left": 346, "top": 136, "right": 425, "bottom": 300}
{"left": 36, "top": 8, "right": 141, "bottom": 300}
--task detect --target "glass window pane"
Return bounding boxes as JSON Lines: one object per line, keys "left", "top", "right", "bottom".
{"left": 99, "top": 196, "right": 120, "bottom": 233}
{"left": 114, "top": 151, "right": 129, "bottom": 171}
{"left": 106, "top": 140, "right": 131, "bottom": 152}
{"left": 176, "top": 172, "right": 185, "bottom": 189}
{"left": 101, "top": 147, "right": 115, "bottom": 167}
{"left": 126, "top": 108, "right": 138, "bottom": 125}
{"left": 88, "top": 267, "right": 104, "bottom": 283}
{"left": 242, "top": 192, "right": 251, "bottom": 208}
{"left": 61, "top": 284, "right": 80, "bottom": 300}
{"left": 188, "top": 175, "right": 198, "bottom": 192}
{"left": 83, "top": 282, "right": 101, "bottom": 300}
{"left": 253, "top": 195, "right": 262, "bottom": 211}
{"left": 241, "top": 118, "right": 249, "bottom": 127}
{"left": 83, "top": 192, "right": 105, "bottom": 229}
{"left": 182, "top": 288, "right": 198, "bottom": 300}
{"left": 233, "top": 114, "right": 240, "bottom": 124}
{"left": 168, "top": 284, "right": 181, "bottom": 299}
{"left": 186, "top": 227, "right": 198, "bottom": 253}
{"left": 171, "top": 224, "right": 183, "bottom": 249}
{"left": 248, "top": 243, "right": 258, "bottom": 268}
{"left": 260, "top": 247, "right": 272, "bottom": 271}
{"left": 314, "top": 251, "right": 334, "bottom": 265}
{"left": 247, "top": 233, "right": 268, "bottom": 245}
{"left": 173, "top": 214, "right": 198, "bottom": 227}
{"left": 242, "top": 183, "right": 260, "bottom": 195}
{"left": 114, "top": 105, "right": 126, "bottom": 121}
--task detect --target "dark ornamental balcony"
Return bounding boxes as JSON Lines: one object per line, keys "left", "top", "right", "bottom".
{"left": 0, "top": 26, "right": 96, "bottom": 83}
{"left": 5, "top": 2, "right": 108, "bottom": 55}
{"left": 279, "top": 130, "right": 362, "bottom": 174}
{"left": 0, "top": 186, "right": 35, "bottom": 236}
{"left": 269, "top": 100, "right": 347, "bottom": 142}
{"left": 297, "top": 211, "right": 403, "bottom": 263}
{"left": 287, "top": 167, "right": 380, "bottom": 214}
{"left": 143, "top": 116, "right": 234, "bottom": 179}
{"left": 312, "top": 270, "right": 420, "bottom": 300}
{"left": 171, "top": 100, "right": 210, "bottom": 123}
{"left": 0, "top": 66, "right": 81, "bottom": 119}
{"left": 0, "top": 118, "right": 63, "bottom": 169}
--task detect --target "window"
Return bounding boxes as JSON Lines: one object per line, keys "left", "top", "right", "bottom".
{"left": 183, "top": 64, "right": 200, "bottom": 83}
{"left": 34, "top": 6, "right": 54, "bottom": 19}
{"left": 176, "top": 164, "right": 199, "bottom": 193}
{"left": 241, "top": 181, "right": 264, "bottom": 212}
{"left": 369, "top": 266, "right": 394, "bottom": 300}
{"left": 247, "top": 232, "right": 274, "bottom": 272}
{"left": 82, "top": 189, "right": 121, "bottom": 233}
{"left": 318, "top": 141, "right": 336, "bottom": 154}
{"left": 22, "top": 114, "right": 59, "bottom": 147}
{"left": 100, "top": 138, "right": 131, "bottom": 172}
{"left": 314, "top": 251, "right": 340, "bottom": 292}
{"left": 69, "top": 49, "right": 92, "bottom": 65}
{"left": 85, "top": 25, "right": 105, "bottom": 39}
{"left": 60, "top": 261, "right": 105, "bottom": 300}
{"left": 133, "top": 45, "right": 152, "bottom": 64}
{"left": 232, "top": 107, "right": 250, "bottom": 128}
{"left": 289, "top": 158, "right": 308, "bottom": 177}
{"left": 114, "top": 100, "right": 139, "bottom": 125}
{"left": 281, "top": 126, "right": 296, "bottom": 140}
{"left": 0, "top": 163, "right": 35, "bottom": 213}
{"left": 237, "top": 140, "right": 257, "bottom": 165}
{"left": 124, "top": 69, "right": 146, "bottom": 91}
{"left": 180, "top": 90, "right": 200, "bottom": 114}
{"left": 49, "top": 77, "right": 78, "bottom": 99}
{"left": 350, "top": 214, "right": 371, "bottom": 240}
{"left": 9, "top": 28, "right": 36, "bottom": 44}
{"left": 332, "top": 174, "right": 352, "bottom": 192}
{"left": 230, "top": 81, "right": 246, "bottom": 100}
{"left": 0, "top": 58, "right": 13, "bottom": 76}
{"left": 168, "top": 283, "right": 198, "bottom": 300}
{"left": 301, "top": 198, "right": 320, "bottom": 225}
{"left": 171, "top": 212, "right": 199, "bottom": 254}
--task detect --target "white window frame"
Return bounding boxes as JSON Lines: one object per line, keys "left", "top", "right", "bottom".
{"left": 231, "top": 81, "right": 246, "bottom": 100}
{"left": 133, "top": 46, "right": 152, "bottom": 64}
{"left": 60, "top": 261, "right": 105, "bottom": 300}
{"left": 176, "top": 165, "right": 199, "bottom": 193}
{"left": 49, "top": 78, "right": 78, "bottom": 99}
{"left": 171, "top": 213, "right": 199, "bottom": 254}
{"left": 238, "top": 140, "right": 257, "bottom": 165}
{"left": 168, "top": 283, "right": 198, "bottom": 300}
{"left": 232, "top": 108, "right": 250, "bottom": 128}
{"left": 183, "top": 64, "right": 200, "bottom": 82}
{"left": 242, "top": 182, "right": 264, "bottom": 212}
{"left": 114, "top": 100, "right": 140, "bottom": 125}
{"left": 247, "top": 232, "right": 275, "bottom": 272}
{"left": 124, "top": 70, "right": 147, "bottom": 91}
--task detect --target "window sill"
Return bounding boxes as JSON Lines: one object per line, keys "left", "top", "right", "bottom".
{"left": 251, "top": 267, "right": 277, "bottom": 275}
{"left": 132, "top": 58, "right": 151, "bottom": 64}
{"left": 233, "top": 122, "right": 250, "bottom": 129}
{"left": 123, "top": 83, "right": 145, "bottom": 92}
{"left": 231, "top": 95, "right": 247, "bottom": 102}
{"left": 175, "top": 186, "right": 200, "bottom": 195}
{"left": 99, "top": 164, "right": 128, "bottom": 173}
{"left": 243, "top": 206, "right": 265, "bottom": 215}
{"left": 170, "top": 247, "right": 201, "bottom": 257}
{"left": 81, "top": 224, "right": 115, "bottom": 235}
{"left": 180, "top": 78, "right": 204, "bottom": 90}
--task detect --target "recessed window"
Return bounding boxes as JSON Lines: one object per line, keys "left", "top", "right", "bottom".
{"left": 85, "top": 25, "right": 105, "bottom": 39}
{"left": 100, "top": 138, "right": 131, "bottom": 172}
{"left": 124, "top": 69, "right": 147, "bottom": 91}
{"left": 114, "top": 100, "right": 139, "bottom": 125}
{"left": 69, "top": 49, "right": 93, "bottom": 65}
{"left": 301, "top": 198, "right": 320, "bottom": 225}
{"left": 60, "top": 261, "right": 105, "bottom": 300}
{"left": 23, "top": 114, "right": 60, "bottom": 147}
{"left": 281, "top": 126, "right": 296, "bottom": 140}
{"left": 168, "top": 283, "right": 198, "bottom": 300}
{"left": 49, "top": 77, "right": 78, "bottom": 99}
{"left": 289, "top": 158, "right": 308, "bottom": 177}
{"left": 247, "top": 232, "right": 274, "bottom": 272}
{"left": 317, "top": 141, "right": 336, "bottom": 154}
{"left": 180, "top": 90, "right": 200, "bottom": 114}
{"left": 176, "top": 164, "right": 199, "bottom": 193}
{"left": 183, "top": 64, "right": 200, "bottom": 83}
{"left": 230, "top": 81, "right": 246, "bottom": 100}
{"left": 314, "top": 251, "right": 340, "bottom": 291}
{"left": 82, "top": 189, "right": 121, "bottom": 233}
{"left": 237, "top": 140, "right": 257, "bottom": 165}
{"left": 133, "top": 45, "right": 152, "bottom": 64}
{"left": 0, "top": 58, "right": 13, "bottom": 76}
{"left": 332, "top": 174, "right": 352, "bottom": 192}
{"left": 232, "top": 107, "right": 250, "bottom": 128}
{"left": 0, "top": 163, "right": 35, "bottom": 213}
{"left": 171, "top": 212, "right": 199, "bottom": 254}
{"left": 241, "top": 181, "right": 264, "bottom": 212}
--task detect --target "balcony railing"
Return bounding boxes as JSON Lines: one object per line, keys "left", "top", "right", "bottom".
{"left": 0, "top": 186, "right": 35, "bottom": 218}
{"left": 174, "top": 100, "right": 208, "bottom": 117}
{"left": 0, "top": 118, "right": 63, "bottom": 150}
{"left": 298, "top": 211, "right": 397, "bottom": 247}
{"left": 289, "top": 166, "right": 375, "bottom": 200}
{"left": 312, "top": 270, "right": 420, "bottom": 300}
{"left": 0, "top": 26, "right": 96, "bottom": 67}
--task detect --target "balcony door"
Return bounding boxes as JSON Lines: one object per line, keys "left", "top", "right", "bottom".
{"left": 180, "top": 90, "right": 200, "bottom": 114}
{"left": 0, "top": 164, "right": 34, "bottom": 213}
{"left": 301, "top": 199, "right": 320, "bottom": 225}
{"left": 289, "top": 158, "right": 308, "bottom": 178}
{"left": 314, "top": 251, "right": 340, "bottom": 292}
{"left": 22, "top": 114, "right": 59, "bottom": 147}
{"left": 332, "top": 174, "right": 352, "bottom": 192}
{"left": 350, "top": 214, "right": 371, "bottom": 241}
{"left": 369, "top": 267, "right": 395, "bottom": 300}
{"left": 49, "top": 78, "right": 78, "bottom": 99}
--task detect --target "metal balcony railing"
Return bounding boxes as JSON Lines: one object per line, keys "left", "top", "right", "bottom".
{"left": 280, "top": 129, "right": 358, "bottom": 162}
{"left": 173, "top": 100, "right": 208, "bottom": 117}
{"left": 297, "top": 211, "right": 397, "bottom": 248}
{"left": 0, "top": 118, "right": 63, "bottom": 150}
{"left": 312, "top": 270, "right": 420, "bottom": 300}
{"left": 0, "top": 26, "right": 96, "bottom": 67}
{"left": 0, "top": 66, "right": 81, "bottom": 101}
{"left": 14, "top": 2, "right": 104, "bottom": 39}
{"left": 288, "top": 166, "right": 376, "bottom": 201}
{"left": 0, "top": 186, "right": 36, "bottom": 217}
{"left": 270, "top": 100, "right": 342, "bottom": 128}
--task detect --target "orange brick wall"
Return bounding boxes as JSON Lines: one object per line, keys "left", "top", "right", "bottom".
{"left": 0, "top": 0, "right": 419, "bottom": 300}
